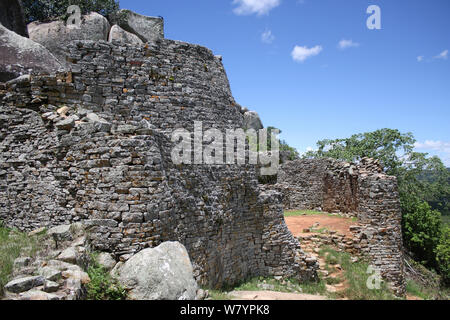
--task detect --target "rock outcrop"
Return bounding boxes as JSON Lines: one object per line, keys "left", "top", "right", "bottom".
{"left": 108, "top": 24, "right": 143, "bottom": 45}
{"left": 243, "top": 111, "right": 264, "bottom": 131}
{"left": 0, "top": 23, "right": 62, "bottom": 82}
{"left": 118, "top": 9, "right": 164, "bottom": 43}
{"left": 28, "top": 12, "right": 110, "bottom": 67}
{"left": 0, "top": 0, "right": 28, "bottom": 37}
{"left": 114, "top": 242, "right": 198, "bottom": 300}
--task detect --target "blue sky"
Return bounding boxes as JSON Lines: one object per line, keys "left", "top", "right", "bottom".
{"left": 122, "top": 0, "right": 450, "bottom": 165}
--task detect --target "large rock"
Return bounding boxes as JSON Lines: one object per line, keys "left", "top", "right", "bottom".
{"left": 243, "top": 111, "right": 264, "bottom": 131}
{"left": 0, "top": 23, "right": 62, "bottom": 82}
{"left": 0, "top": 0, "right": 28, "bottom": 37}
{"left": 118, "top": 9, "right": 164, "bottom": 43}
{"left": 28, "top": 12, "right": 110, "bottom": 67}
{"left": 4, "top": 276, "right": 45, "bottom": 293}
{"left": 115, "top": 242, "right": 198, "bottom": 300}
{"left": 108, "top": 24, "right": 143, "bottom": 45}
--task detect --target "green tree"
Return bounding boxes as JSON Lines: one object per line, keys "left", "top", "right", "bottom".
{"left": 436, "top": 225, "right": 450, "bottom": 285}
{"left": 403, "top": 201, "right": 442, "bottom": 266}
{"left": 22, "top": 0, "right": 120, "bottom": 24}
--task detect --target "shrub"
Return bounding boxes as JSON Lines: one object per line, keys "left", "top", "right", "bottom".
{"left": 403, "top": 201, "right": 442, "bottom": 267}
{"left": 436, "top": 225, "right": 450, "bottom": 286}
{"left": 85, "top": 254, "right": 127, "bottom": 300}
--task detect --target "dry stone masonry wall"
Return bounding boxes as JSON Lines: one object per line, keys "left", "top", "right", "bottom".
{"left": 269, "top": 158, "right": 406, "bottom": 295}
{"left": 0, "top": 38, "right": 318, "bottom": 288}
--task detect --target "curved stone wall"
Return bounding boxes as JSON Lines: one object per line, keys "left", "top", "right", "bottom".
{"left": 0, "top": 39, "right": 318, "bottom": 288}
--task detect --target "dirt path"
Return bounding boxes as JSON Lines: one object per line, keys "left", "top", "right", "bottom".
{"left": 229, "top": 291, "right": 327, "bottom": 300}
{"left": 285, "top": 214, "right": 355, "bottom": 237}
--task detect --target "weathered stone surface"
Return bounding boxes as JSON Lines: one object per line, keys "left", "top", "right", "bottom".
{"left": 118, "top": 9, "right": 164, "bottom": 42}
{"left": 47, "top": 225, "right": 72, "bottom": 243}
{"left": 27, "top": 12, "right": 110, "bottom": 67}
{"left": 243, "top": 111, "right": 263, "bottom": 130}
{"left": 108, "top": 24, "right": 143, "bottom": 45}
{"left": 55, "top": 116, "right": 75, "bottom": 131}
{"left": 43, "top": 280, "right": 60, "bottom": 293}
{"left": 0, "top": 0, "right": 28, "bottom": 37}
{"left": 37, "top": 266, "right": 62, "bottom": 282}
{"left": 5, "top": 276, "right": 45, "bottom": 293}
{"left": 57, "top": 247, "right": 78, "bottom": 264}
{"left": 19, "top": 289, "right": 60, "bottom": 300}
{"left": 14, "top": 257, "right": 31, "bottom": 269}
{"left": 1, "top": 38, "right": 317, "bottom": 288}
{"left": 62, "top": 269, "right": 90, "bottom": 285}
{"left": 0, "top": 23, "right": 62, "bottom": 82}
{"left": 116, "top": 242, "right": 198, "bottom": 300}
{"left": 97, "top": 252, "right": 117, "bottom": 271}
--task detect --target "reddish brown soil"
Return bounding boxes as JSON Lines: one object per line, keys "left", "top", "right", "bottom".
{"left": 285, "top": 214, "right": 355, "bottom": 237}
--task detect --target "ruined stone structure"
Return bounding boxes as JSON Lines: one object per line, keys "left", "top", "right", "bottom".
{"left": 0, "top": 38, "right": 318, "bottom": 288}
{"left": 269, "top": 158, "right": 406, "bottom": 295}
{"left": 0, "top": 7, "right": 407, "bottom": 297}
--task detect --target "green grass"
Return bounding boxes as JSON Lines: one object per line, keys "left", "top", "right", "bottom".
{"left": 85, "top": 253, "right": 127, "bottom": 300}
{"left": 0, "top": 222, "right": 43, "bottom": 297}
{"left": 406, "top": 279, "right": 432, "bottom": 300}
{"left": 284, "top": 210, "right": 358, "bottom": 222}
{"left": 208, "top": 276, "right": 327, "bottom": 300}
{"left": 284, "top": 210, "right": 325, "bottom": 217}
{"left": 318, "top": 246, "right": 397, "bottom": 300}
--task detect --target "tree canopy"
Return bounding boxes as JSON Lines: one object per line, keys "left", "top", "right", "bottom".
{"left": 22, "top": 0, "right": 120, "bottom": 24}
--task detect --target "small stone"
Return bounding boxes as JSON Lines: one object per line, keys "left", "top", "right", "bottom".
{"left": 14, "top": 257, "right": 32, "bottom": 269}
{"left": 57, "top": 106, "right": 69, "bottom": 116}
{"left": 55, "top": 117, "right": 75, "bottom": 131}
{"left": 19, "top": 290, "right": 61, "bottom": 300}
{"left": 37, "top": 266, "right": 62, "bottom": 281}
{"left": 97, "top": 252, "right": 117, "bottom": 271}
{"left": 43, "top": 280, "right": 60, "bottom": 293}
{"left": 5, "top": 276, "right": 45, "bottom": 293}
{"left": 57, "top": 247, "right": 78, "bottom": 264}
{"left": 62, "top": 269, "right": 90, "bottom": 284}
{"left": 28, "top": 227, "right": 46, "bottom": 237}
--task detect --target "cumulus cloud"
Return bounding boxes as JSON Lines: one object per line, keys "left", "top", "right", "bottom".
{"left": 415, "top": 140, "right": 450, "bottom": 153}
{"left": 434, "top": 49, "right": 448, "bottom": 60}
{"left": 417, "top": 56, "right": 424, "bottom": 62}
{"left": 232, "top": 0, "right": 281, "bottom": 16}
{"left": 261, "top": 29, "right": 275, "bottom": 44}
{"left": 291, "top": 45, "right": 322, "bottom": 62}
{"left": 338, "top": 39, "right": 360, "bottom": 50}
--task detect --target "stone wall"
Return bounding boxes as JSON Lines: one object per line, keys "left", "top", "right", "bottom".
{"left": 0, "top": 39, "right": 318, "bottom": 288}
{"left": 270, "top": 158, "right": 406, "bottom": 296}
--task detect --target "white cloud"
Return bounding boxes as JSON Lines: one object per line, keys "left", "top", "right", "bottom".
{"left": 415, "top": 140, "right": 450, "bottom": 153}
{"left": 434, "top": 49, "right": 448, "bottom": 60}
{"left": 232, "top": 0, "right": 281, "bottom": 16}
{"left": 338, "top": 39, "right": 359, "bottom": 50}
{"left": 417, "top": 56, "right": 424, "bottom": 62}
{"left": 291, "top": 45, "right": 322, "bottom": 62}
{"left": 415, "top": 140, "right": 450, "bottom": 166}
{"left": 261, "top": 29, "right": 275, "bottom": 44}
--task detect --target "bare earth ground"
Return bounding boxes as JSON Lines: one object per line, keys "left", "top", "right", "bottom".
{"left": 285, "top": 214, "right": 355, "bottom": 237}
{"left": 231, "top": 213, "right": 421, "bottom": 300}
